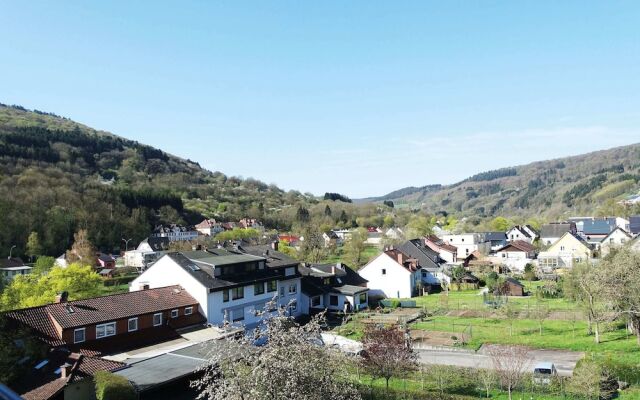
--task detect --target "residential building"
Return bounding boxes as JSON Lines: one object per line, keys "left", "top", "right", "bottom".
{"left": 358, "top": 248, "right": 421, "bottom": 298}
{"left": 195, "top": 219, "right": 225, "bottom": 236}
{"left": 478, "top": 232, "right": 508, "bottom": 252}
{"left": 322, "top": 231, "right": 340, "bottom": 248}
{"left": 130, "top": 249, "right": 302, "bottom": 329}
{"left": 238, "top": 218, "right": 264, "bottom": 231}
{"left": 600, "top": 227, "right": 633, "bottom": 256}
{"left": 442, "top": 233, "right": 490, "bottom": 259}
{"left": 424, "top": 235, "right": 458, "bottom": 263}
{"left": 569, "top": 217, "right": 629, "bottom": 245}
{"left": 3, "top": 286, "right": 204, "bottom": 400}
{"left": 124, "top": 237, "right": 170, "bottom": 270}
{"left": 540, "top": 222, "right": 577, "bottom": 246}
{"left": 492, "top": 240, "right": 536, "bottom": 272}
{"left": 151, "top": 224, "right": 199, "bottom": 242}
{"left": 397, "top": 239, "right": 445, "bottom": 286}
{"left": 97, "top": 254, "right": 116, "bottom": 269}
{"left": 506, "top": 225, "right": 538, "bottom": 244}
{"left": 299, "top": 263, "right": 369, "bottom": 314}
{"left": 365, "top": 231, "right": 383, "bottom": 246}
{"left": 537, "top": 233, "right": 594, "bottom": 270}
{"left": 385, "top": 227, "right": 404, "bottom": 240}
{"left": 0, "top": 257, "right": 31, "bottom": 281}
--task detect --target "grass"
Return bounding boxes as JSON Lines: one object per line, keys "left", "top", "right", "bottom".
{"left": 97, "top": 281, "right": 130, "bottom": 295}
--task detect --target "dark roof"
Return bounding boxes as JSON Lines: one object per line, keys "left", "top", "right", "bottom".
{"left": 497, "top": 240, "right": 536, "bottom": 253}
{"left": 479, "top": 232, "right": 507, "bottom": 243}
{"left": 508, "top": 225, "right": 533, "bottom": 238}
{"left": 425, "top": 235, "right": 457, "bottom": 253}
{"left": 630, "top": 216, "right": 640, "bottom": 235}
{"left": 505, "top": 277, "right": 525, "bottom": 287}
{"left": 541, "top": 222, "right": 575, "bottom": 238}
{"left": 98, "top": 254, "right": 115, "bottom": 262}
{"left": 234, "top": 244, "right": 299, "bottom": 269}
{"left": 140, "top": 236, "right": 171, "bottom": 251}
{"left": 0, "top": 257, "right": 26, "bottom": 268}
{"left": 299, "top": 263, "right": 368, "bottom": 296}
{"left": 324, "top": 231, "right": 339, "bottom": 239}
{"left": 163, "top": 252, "right": 292, "bottom": 291}
{"left": 397, "top": 240, "right": 441, "bottom": 271}
{"left": 569, "top": 218, "right": 617, "bottom": 235}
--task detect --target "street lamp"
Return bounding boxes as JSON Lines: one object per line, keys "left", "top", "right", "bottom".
{"left": 8, "top": 245, "right": 16, "bottom": 260}
{"left": 122, "top": 238, "right": 132, "bottom": 252}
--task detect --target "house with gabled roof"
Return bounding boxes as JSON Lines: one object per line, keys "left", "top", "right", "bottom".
{"left": 299, "top": 263, "right": 369, "bottom": 313}
{"left": 601, "top": 227, "right": 633, "bottom": 256}
{"left": 540, "top": 222, "right": 577, "bottom": 246}
{"left": 537, "top": 232, "right": 594, "bottom": 270}
{"left": 0, "top": 257, "right": 31, "bottom": 281}
{"left": 130, "top": 249, "right": 302, "bottom": 329}
{"left": 493, "top": 240, "right": 536, "bottom": 272}
{"left": 569, "top": 217, "right": 629, "bottom": 245}
{"left": 424, "top": 235, "right": 458, "bottom": 263}
{"left": 397, "top": 239, "right": 445, "bottom": 286}
{"left": 478, "top": 232, "right": 508, "bottom": 252}
{"left": 195, "top": 218, "right": 225, "bottom": 236}
{"left": 506, "top": 225, "right": 538, "bottom": 244}
{"left": 3, "top": 286, "right": 204, "bottom": 400}
{"left": 358, "top": 248, "right": 422, "bottom": 298}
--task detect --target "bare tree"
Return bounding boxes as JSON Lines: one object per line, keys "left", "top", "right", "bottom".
{"left": 192, "top": 306, "right": 361, "bottom": 400}
{"left": 476, "top": 366, "right": 496, "bottom": 399}
{"left": 532, "top": 303, "right": 550, "bottom": 336}
{"left": 499, "top": 302, "right": 518, "bottom": 336}
{"left": 424, "top": 364, "right": 455, "bottom": 396}
{"left": 486, "top": 345, "right": 531, "bottom": 400}
{"left": 361, "top": 325, "right": 417, "bottom": 391}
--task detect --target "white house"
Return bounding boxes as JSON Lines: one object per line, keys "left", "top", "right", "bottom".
{"left": 600, "top": 227, "right": 633, "bottom": 256}
{"left": 195, "top": 219, "right": 225, "bottom": 236}
{"left": 385, "top": 227, "right": 404, "bottom": 240}
{"left": 424, "top": 235, "right": 458, "bottom": 263}
{"left": 151, "top": 225, "right": 199, "bottom": 242}
{"left": 441, "top": 233, "right": 490, "bottom": 260}
{"left": 130, "top": 249, "right": 302, "bottom": 329}
{"left": 506, "top": 225, "right": 538, "bottom": 244}
{"left": 299, "top": 263, "right": 369, "bottom": 314}
{"left": 358, "top": 249, "right": 421, "bottom": 299}
{"left": 540, "top": 222, "right": 577, "bottom": 246}
{"left": 492, "top": 240, "right": 536, "bottom": 272}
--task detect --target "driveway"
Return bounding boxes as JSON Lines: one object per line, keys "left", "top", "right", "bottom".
{"left": 416, "top": 345, "right": 583, "bottom": 376}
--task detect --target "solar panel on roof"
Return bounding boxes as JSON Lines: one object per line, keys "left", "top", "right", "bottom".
{"left": 188, "top": 264, "right": 200, "bottom": 271}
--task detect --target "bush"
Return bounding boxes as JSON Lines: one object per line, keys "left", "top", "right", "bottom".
{"left": 94, "top": 371, "right": 136, "bottom": 400}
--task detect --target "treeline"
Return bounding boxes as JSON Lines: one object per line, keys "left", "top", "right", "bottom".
{"left": 465, "top": 167, "right": 518, "bottom": 182}
{"left": 324, "top": 192, "right": 352, "bottom": 203}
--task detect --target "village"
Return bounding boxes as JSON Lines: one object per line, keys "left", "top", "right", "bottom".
{"left": 2, "top": 214, "right": 640, "bottom": 399}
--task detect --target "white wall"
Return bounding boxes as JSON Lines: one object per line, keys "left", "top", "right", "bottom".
{"left": 442, "top": 234, "right": 490, "bottom": 259}
{"left": 359, "top": 254, "right": 413, "bottom": 298}
{"left": 492, "top": 251, "right": 532, "bottom": 272}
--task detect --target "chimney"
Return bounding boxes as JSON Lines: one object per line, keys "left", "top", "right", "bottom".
{"left": 397, "top": 252, "right": 404, "bottom": 265}
{"left": 60, "top": 362, "right": 72, "bottom": 379}
{"left": 331, "top": 265, "right": 336, "bottom": 275}
{"left": 271, "top": 241, "right": 279, "bottom": 251}
{"left": 55, "top": 291, "right": 69, "bottom": 303}
{"left": 336, "top": 262, "right": 343, "bottom": 271}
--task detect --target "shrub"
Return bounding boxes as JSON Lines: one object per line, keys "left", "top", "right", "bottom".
{"left": 94, "top": 371, "right": 136, "bottom": 400}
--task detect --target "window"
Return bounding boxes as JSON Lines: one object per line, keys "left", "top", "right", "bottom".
{"left": 279, "top": 286, "right": 285, "bottom": 298}
{"left": 323, "top": 278, "right": 331, "bottom": 285}
{"left": 223, "top": 290, "right": 229, "bottom": 302}
{"left": 285, "top": 267, "right": 295, "bottom": 276}
{"left": 153, "top": 313, "right": 163, "bottom": 327}
{"left": 311, "top": 296, "right": 321, "bottom": 307}
{"left": 232, "top": 308, "right": 244, "bottom": 322}
{"left": 185, "top": 306, "right": 193, "bottom": 315}
{"left": 267, "top": 280, "right": 277, "bottom": 292}
{"left": 359, "top": 292, "right": 367, "bottom": 304}
{"left": 171, "top": 309, "right": 179, "bottom": 318}
{"left": 232, "top": 287, "right": 244, "bottom": 300}
{"left": 288, "top": 284, "right": 297, "bottom": 294}
{"left": 128, "top": 318, "right": 138, "bottom": 332}
{"left": 330, "top": 295, "right": 339, "bottom": 306}
{"left": 74, "top": 328, "right": 85, "bottom": 343}
{"left": 96, "top": 322, "right": 116, "bottom": 339}
{"left": 381, "top": 269, "right": 386, "bottom": 275}
{"left": 560, "top": 246, "right": 565, "bottom": 251}
{"left": 254, "top": 282, "right": 265, "bottom": 295}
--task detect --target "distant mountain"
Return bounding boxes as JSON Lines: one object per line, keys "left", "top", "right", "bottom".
{"left": 0, "top": 104, "right": 310, "bottom": 257}
{"left": 361, "top": 144, "right": 640, "bottom": 219}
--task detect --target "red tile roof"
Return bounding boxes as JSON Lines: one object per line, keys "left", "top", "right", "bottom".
{"left": 4, "top": 305, "right": 66, "bottom": 347}
{"left": 46, "top": 285, "right": 198, "bottom": 329}
{"left": 498, "top": 240, "right": 536, "bottom": 253}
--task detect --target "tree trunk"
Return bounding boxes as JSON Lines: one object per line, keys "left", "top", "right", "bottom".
{"left": 508, "top": 386, "right": 512, "bottom": 400}
{"left": 586, "top": 313, "right": 593, "bottom": 335}
{"left": 594, "top": 321, "right": 600, "bottom": 344}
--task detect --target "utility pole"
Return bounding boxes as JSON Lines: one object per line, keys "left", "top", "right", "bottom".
{"left": 8, "top": 245, "right": 16, "bottom": 259}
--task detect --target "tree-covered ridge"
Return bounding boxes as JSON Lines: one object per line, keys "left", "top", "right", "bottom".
{"left": 367, "top": 143, "right": 640, "bottom": 220}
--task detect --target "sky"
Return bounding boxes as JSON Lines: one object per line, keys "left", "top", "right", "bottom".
{"left": 1, "top": 1, "right": 639, "bottom": 198}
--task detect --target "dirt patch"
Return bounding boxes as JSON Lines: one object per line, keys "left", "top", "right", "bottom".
{"left": 411, "top": 329, "right": 469, "bottom": 347}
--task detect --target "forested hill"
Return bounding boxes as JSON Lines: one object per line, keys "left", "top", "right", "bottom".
{"left": 0, "top": 104, "right": 313, "bottom": 258}
{"left": 363, "top": 143, "right": 640, "bottom": 219}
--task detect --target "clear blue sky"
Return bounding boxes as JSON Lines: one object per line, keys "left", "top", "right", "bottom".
{"left": 1, "top": 1, "right": 639, "bottom": 198}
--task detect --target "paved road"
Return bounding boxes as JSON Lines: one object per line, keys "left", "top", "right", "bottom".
{"left": 416, "top": 345, "right": 583, "bottom": 376}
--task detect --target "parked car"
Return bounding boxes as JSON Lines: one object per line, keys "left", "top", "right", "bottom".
{"left": 533, "top": 362, "right": 558, "bottom": 384}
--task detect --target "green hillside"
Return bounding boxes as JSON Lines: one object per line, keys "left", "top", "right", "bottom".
{"left": 0, "top": 104, "right": 314, "bottom": 257}
{"left": 363, "top": 144, "right": 640, "bottom": 220}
